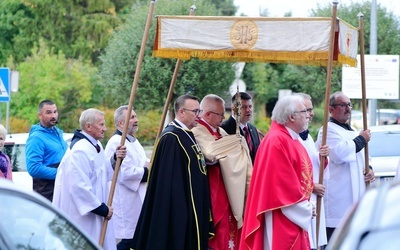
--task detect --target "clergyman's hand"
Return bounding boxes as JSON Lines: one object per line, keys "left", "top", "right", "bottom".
{"left": 313, "top": 183, "right": 326, "bottom": 197}
{"left": 364, "top": 169, "right": 375, "bottom": 182}
{"left": 115, "top": 145, "right": 127, "bottom": 159}
{"left": 106, "top": 206, "right": 113, "bottom": 220}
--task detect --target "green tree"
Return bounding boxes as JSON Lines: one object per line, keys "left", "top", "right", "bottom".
{"left": 0, "top": 0, "right": 35, "bottom": 65}
{"left": 99, "top": 0, "right": 236, "bottom": 111}
{"left": 11, "top": 41, "right": 96, "bottom": 132}
{"left": 311, "top": 1, "right": 400, "bottom": 55}
{"left": 0, "top": 0, "right": 131, "bottom": 65}
{"left": 211, "top": 0, "right": 237, "bottom": 16}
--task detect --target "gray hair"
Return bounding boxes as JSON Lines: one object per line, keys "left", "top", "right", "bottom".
{"left": 272, "top": 95, "right": 304, "bottom": 124}
{"left": 329, "top": 91, "right": 346, "bottom": 106}
{"left": 200, "top": 94, "right": 225, "bottom": 112}
{"left": 79, "top": 108, "right": 104, "bottom": 130}
{"left": 114, "top": 105, "right": 131, "bottom": 127}
{"left": 0, "top": 124, "right": 7, "bottom": 137}
{"left": 293, "top": 92, "right": 312, "bottom": 101}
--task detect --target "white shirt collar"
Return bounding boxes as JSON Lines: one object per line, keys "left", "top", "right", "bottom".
{"left": 284, "top": 126, "right": 301, "bottom": 140}
{"left": 174, "top": 119, "right": 189, "bottom": 130}
{"left": 200, "top": 118, "right": 218, "bottom": 133}
{"left": 81, "top": 131, "right": 99, "bottom": 145}
{"left": 232, "top": 116, "right": 247, "bottom": 129}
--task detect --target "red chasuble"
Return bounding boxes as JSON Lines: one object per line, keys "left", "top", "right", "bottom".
{"left": 197, "top": 120, "right": 241, "bottom": 250}
{"left": 240, "top": 121, "right": 313, "bottom": 250}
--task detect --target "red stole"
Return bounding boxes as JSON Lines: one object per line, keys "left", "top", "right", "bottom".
{"left": 240, "top": 121, "right": 313, "bottom": 250}
{"left": 198, "top": 120, "right": 241, "bottom": 249}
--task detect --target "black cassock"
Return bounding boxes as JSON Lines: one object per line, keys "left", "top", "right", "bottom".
{"left": 132, "top": 120, "right": 214, "bottom": 250}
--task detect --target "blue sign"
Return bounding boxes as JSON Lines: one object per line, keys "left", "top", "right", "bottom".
{"left": 0, "top": 68, "right": 10, "bottom": 102}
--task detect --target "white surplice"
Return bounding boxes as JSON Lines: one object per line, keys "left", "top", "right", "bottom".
{"left": 53, "top": 138, "right": 116, "bottom": 250}
{"left": 104, "top": 134, "right": 148, "bottom": 239}
{"left": 300, "top": 134, "right": 328, "bottom": 248}
{"left": 316, "top": 122, "right": 366, "bottom": 228}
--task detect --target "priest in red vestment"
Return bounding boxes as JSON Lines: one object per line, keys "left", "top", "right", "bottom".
{"left": 192, "top": 94, "right": 252, "bottom": 250}
{"left": 240, "top": 95, "right": 315, "bottom": 250}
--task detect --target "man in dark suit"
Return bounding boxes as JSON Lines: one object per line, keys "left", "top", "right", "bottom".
{"left": 221, "top": 92, "right": 261, "bottom": 164}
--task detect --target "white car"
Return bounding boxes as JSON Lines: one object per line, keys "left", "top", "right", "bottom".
{"left": 368, "top": 125, "right": 400, "bottom": 187}
{"left": 0, "top": 178, "right": 101, "bottom": 249}
{"left": 327, "top": 181, "right": 400, "bottom": 250}
{"left": 4, "top": 132, "right": 73, "bottom": 191}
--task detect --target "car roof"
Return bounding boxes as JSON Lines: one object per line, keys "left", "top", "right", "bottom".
{"left": 5, "top": 132, "right": 74, "bottom": 144}
{"left": 378, "top": 109, "right": 400, "bottom": 114}
{"left": 369, "top": 124, "right": 400, "bottom": 133}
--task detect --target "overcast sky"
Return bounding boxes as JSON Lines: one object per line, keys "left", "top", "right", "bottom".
{"left": 234, "top": 0, "right": 400, "bottom": 17}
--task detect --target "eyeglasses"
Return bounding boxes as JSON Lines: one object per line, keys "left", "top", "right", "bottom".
{"left": 182, "top": 108, "right": 202, "bottom": 116}
{"left": 306, "top": 108, "right": 314, "bottom": 113}
{"left": 331, "top": 103, "right": 353, "bottom": 109}
{"left": 294, "top": 109, "right": 308, "bottom": 115}
{"left": 208, "top": 111, "right": 225, "bottom": 119}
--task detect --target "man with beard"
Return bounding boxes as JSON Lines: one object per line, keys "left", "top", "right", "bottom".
{"left": 104, "top": 105, "right": 150, "bottom": 250}
{"left": 26, "top": 100, "right": 68, "bottom": 201}
{"left": 295, "top": 93, "right": 329, "bottom": 249}
{"left": 316, "top": 91, "right": 375, "bottom": 241}
{"left": 221, "top": 92, "right": 261, "bottom": 164}
{"left": 240, "top": 95, "right": 315, "bottom": 250}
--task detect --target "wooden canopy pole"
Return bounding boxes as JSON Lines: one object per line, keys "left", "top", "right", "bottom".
{"left": 99, "top": 0, "right": 156, "bottom": 246}
{"left": 358, "top": 12, "right": 370, "bottom": 188}
{"left": 155, "top": 5, "right": 197, "bottom": 141}
{"left": 316, "top": 1, "right": 339, "bottom": 247}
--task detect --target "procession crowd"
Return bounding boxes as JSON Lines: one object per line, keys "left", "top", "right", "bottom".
{"left": 0, "top": 91, "right": 378, "bottom": 250}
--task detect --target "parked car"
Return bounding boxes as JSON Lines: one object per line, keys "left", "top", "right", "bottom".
{"left": 351, "top": 109, "right": 400, "bottom": 129}
{"left": 350, "top": 110, "right": 365, "bottom": 129}
{"left": 326, "top": 181, "right": 400, "bottom": 249}
{"left": 368, "top": 125, "right": 400, "bottom": 187}
{"left": 4, "top": 133, "right": 73, "bottom": 190}
{"left": 376, "top": 109, "right": 400, "bottom": 125}
{"left": 0, "top": 178, "right": 101, "bottom": 249}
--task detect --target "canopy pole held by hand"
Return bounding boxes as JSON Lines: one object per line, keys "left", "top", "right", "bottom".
{"left": 99, "top": 0, "right": 157, "bottom": 246}
{"left": 358, "top": 12, "right": 370, "bottom": 189}
{"left": 316, "top": 1, "right": 339, "bottom": 247}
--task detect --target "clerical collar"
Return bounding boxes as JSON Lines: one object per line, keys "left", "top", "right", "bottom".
{"left": 81, "top": 131, "right": 98, "bottom": 146}
{"left": 329, "top": 117, "right": 354, "bottom": 131}
{"left": 174, "top": 119, "right": 189, "bottom": 130}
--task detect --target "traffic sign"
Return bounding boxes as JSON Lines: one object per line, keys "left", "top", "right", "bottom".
{"left": 0, "top": 68, "right": 10, "bottom": 102}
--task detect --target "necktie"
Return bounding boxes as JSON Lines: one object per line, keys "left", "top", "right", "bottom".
{"left": 243, "top": 126, "right": 253, "bottom": 153}
{"left": 95, "top": 144, "right": 101, "bottom": 153}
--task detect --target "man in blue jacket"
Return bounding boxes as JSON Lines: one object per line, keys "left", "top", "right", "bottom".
{"left": 26, "top": 100, "right": 68, "bottom": 201}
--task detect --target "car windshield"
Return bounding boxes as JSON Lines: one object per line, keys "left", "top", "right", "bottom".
{"left": 369, "top": 130, "right": 400, "bottom": 157}
{"left": 0, "top": 190, "right": 98, "bottom": 250}
{"left": 4, "top": 143, "right": 27, "bottom": 172}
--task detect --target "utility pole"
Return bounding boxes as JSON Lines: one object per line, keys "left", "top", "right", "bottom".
{"left": 369, "top": 0, "right": 378, "bottom": 126}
